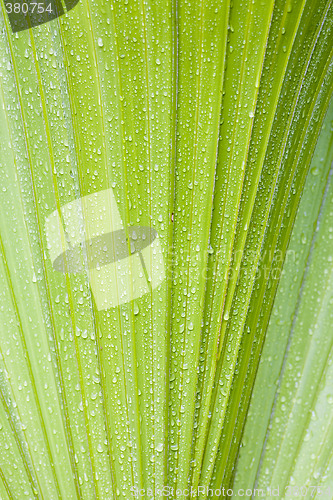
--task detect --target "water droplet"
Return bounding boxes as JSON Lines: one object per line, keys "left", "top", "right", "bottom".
{"left": 155, "top": 443, "right": 163, "bottom": 452}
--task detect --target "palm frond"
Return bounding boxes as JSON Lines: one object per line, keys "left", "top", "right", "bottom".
{"left": 0, "top": 0, "right": 332, "bottom": 498}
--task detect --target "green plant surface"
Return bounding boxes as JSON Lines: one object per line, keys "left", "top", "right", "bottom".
{"left": 0, "top": 0, "right": 333, "bottom": 499}
{"left": 191, "top": 0, "right": 275, "bottom": 490}
{"left": 233, "top": 97, "right": 333, "bottom": 498}
{"left": 167, "top": 1, "right": 229, "bottom": 495}
{"left": 0, "top": 0, "right": 176, "bottom": 496}
{"left": 195, "top": 1, "right": 333, "bottom": 494}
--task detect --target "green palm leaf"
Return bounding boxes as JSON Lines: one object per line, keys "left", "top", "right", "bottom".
{"left": 0, "top": 0, "right": 332, "bottom": 498}
{"left": 234, "top": 97, "right": 333, "bottom": 497}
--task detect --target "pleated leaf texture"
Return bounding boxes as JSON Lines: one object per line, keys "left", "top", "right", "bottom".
{"left": 0, "top": 0, "right": 332, "bottom": 499}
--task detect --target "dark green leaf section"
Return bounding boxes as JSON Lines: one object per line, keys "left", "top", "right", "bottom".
{"left": 195, "top": 0, "right": 333, "bottom": 493}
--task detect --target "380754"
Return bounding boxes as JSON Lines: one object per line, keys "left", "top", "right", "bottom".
{"left": 5, "top": 2, "right": 53, "bottom": 14}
